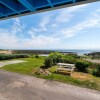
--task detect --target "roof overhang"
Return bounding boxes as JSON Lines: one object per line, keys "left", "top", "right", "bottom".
{"left": 0, "top": 0, "right": 99, "bottom": 21}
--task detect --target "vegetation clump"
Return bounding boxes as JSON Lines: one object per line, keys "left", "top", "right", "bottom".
{"left": 62, "top": 54, "right": 78, "bottom": 64}
{"left": 35, "top": 54, "right": 39, "bottom": 58}
{"left": 75, "top": 60, "right": 90, "bottom": 72}
{"left": 44, "top": 57, "right": 53, "bottom": 68}
{"left": 49, "top": 52, "right": 63, "bottom": 64}
{"left": 44, "top": 52, "right": 79, "bottom": 68}
{"left": 92, "top": 64, "right": 100, "bottom": 77}
{"left": 44, "top": 52, "right": 63, "bottom": 68}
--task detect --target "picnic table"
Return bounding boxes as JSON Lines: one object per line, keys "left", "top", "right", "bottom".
{"left": 57, "top": 63, "right": 75, "bottom": 75}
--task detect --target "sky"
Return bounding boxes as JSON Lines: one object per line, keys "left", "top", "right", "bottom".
{"left": 0, "top": 1, "right": 100, "bottom": 50}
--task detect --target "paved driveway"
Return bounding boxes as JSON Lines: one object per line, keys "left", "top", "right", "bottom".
{"left": 0, "top": 60, "right": 26, "bottom": 67}
{"left": 0, "top": 70, "right": 100, "bottom": 100}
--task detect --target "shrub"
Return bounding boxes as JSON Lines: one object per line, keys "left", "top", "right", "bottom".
{"left": 44, "top": 52, "right": 63, "bottom": 68}
{"left": 66, "top": 54, "right": 80, "bottom": 59}
{"left": 92, "top": 64, "right": 100, "bottom": 77}
{"left": 62, "top": 58, "right": 76, "bottom": 64}
{"left": 62, "top": 54, "right": 78, "bottom": 64}
{"left": 49, "top": 52, "right": 63, "bottom": 64}
{"left": 44, "top": 57, "right": 53, "bottom": 68}
{"left": 35, "top": 54, "right": 39, "bottom": 58}
{"left": 75, "top": 60, "right": 90, "bottom": 72}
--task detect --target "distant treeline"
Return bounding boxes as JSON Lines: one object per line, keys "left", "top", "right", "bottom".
{"left": 12, "top": 50, "right": 77, "bottom": 55}
{"left": 13, "top": 50, "right": 56, "bottom": 54}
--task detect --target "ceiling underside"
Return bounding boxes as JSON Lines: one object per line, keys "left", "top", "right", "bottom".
{"left": 0, "top": 0, "right": 98, "bottom": 20}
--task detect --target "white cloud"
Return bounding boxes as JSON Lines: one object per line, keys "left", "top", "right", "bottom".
{"left": 28, "top": 15, "right": 51, "bottom": 35}
{"left": 0, "top": 18, "right": 60, "bottom": 49}
{"left": 57, "top": 8, "right": 100, "bottom": 38}
{"left": 0, "top": 32, "right": 20, "bottom": 48}
{"left": 51, "top": 4, "right": 88, "bottom": 27}
{"left": 21, "top": 35, "right": 60, "bottom": 49}
{"left": 27, "top": 4, "right": 89, "bottom": 39}
{"left": 0, "top": 31, "right": 60, "bottom": 49}
{"left": 0, "top": 4, "right": 100, "bottom": 49}
{"left": 39, "top": 15, "right": 51, "bottom": 31}
{"left": 11, "top": 18, "right": 25, "bottom": 35}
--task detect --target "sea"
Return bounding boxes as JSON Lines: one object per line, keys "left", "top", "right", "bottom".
{"left": 56, "top": 49, "right": 100, "bottom": 55}
{"left": 45, "top": 49, "right": 100, "bottom": 55}
{"left": 39, "top": 49, "right": 100, "bottom": 56}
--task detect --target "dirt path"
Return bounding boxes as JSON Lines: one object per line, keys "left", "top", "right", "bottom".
{"left": 0, "top": 70, "right": 100, "bottom": 100}
{"left": 0, "top": 60, "right": 26, "bottom": 67}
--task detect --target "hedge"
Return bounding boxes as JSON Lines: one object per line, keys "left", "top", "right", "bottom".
{"left": 0, "top": 54, "right": 28, "bottom": 60}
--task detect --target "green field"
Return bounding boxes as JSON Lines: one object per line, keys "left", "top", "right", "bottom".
{"left": 0, "top": 57, "right": 44, "bottom": 75}
{"left": 1, "top": 57, "right": 100, "bottom": 91}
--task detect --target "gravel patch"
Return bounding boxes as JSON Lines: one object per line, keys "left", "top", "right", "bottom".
{"left": 0, "top": 60, "right": 26, "bottom": 67}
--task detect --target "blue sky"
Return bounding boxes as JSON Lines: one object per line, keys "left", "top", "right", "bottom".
{"left": 0, "top": 2, "right": 100, "bottom": 50}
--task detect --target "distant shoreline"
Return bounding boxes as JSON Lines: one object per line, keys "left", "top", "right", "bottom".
{"left": 1, "top": 49, "right": 100, "bottom": 55}
{"left": 12, "top": 49, "right": 100, "bottom": 55}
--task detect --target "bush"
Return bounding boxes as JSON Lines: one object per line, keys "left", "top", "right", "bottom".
{"left": 49, "top": 52, "right": 63, "bottom": 64}
{"left": 92, "top": 64, "right": 100, "bottom": 77}
{"left": 75, "top": 60, "right": 90, "bottom": 72}
{"left": 62, "top": 54, "right": 78, "bottom": 64}
{"left": 66, "top": 54, "right": 80, "bottom": 59}
{"left": 35, "top": 55, "right": 39, "bottom": 58}
{"left": 44, "top": 57, "right": 53, "bottom": 68}
{"left": 62, "top": 58, "right": 76, "bottom": 64}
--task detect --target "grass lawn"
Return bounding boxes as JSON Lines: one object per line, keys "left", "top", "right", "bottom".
{"left": 0, "top": 57, "right": 100, "bottom": 91}
{"left": 0, "top": 57, "right": 45, "bottom": 75}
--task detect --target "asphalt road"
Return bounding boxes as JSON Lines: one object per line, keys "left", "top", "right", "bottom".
{"left": 0, "top": 70, "right": 100, "bottom": 100}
